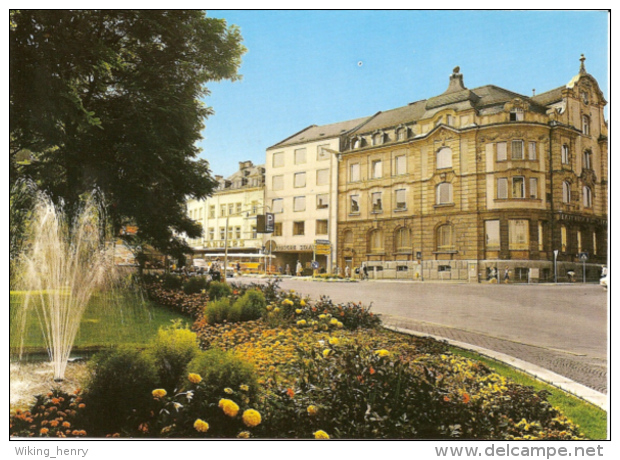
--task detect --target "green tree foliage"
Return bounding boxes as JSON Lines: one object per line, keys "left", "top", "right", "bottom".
{"left": 10, "top": 10, "right": 245, "bottom": 257}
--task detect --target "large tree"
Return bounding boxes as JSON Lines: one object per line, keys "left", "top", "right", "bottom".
{"left": 10, "top": 10, "right": 245, "bottom": 257}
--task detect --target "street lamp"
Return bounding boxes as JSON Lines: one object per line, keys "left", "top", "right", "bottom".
{"left": 319, "top": 147, "right": 342, "bottom": 273}
{"left": 553, "top": 249, "right": 559, "bottom": 283}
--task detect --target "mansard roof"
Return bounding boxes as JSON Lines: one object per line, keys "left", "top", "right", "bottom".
{"left": 268, "top": 116, "right": 371, "bottom": 149}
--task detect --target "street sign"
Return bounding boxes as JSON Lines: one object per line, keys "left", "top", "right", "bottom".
{"left": 416, "top": 251, "right": 422, "bottom": 259}
{"left": 314, "top": 240, "right": 331, "bottom": 255}
{"left": 311, "top": 261, "right": 320, "bottom": 270}
{"left": 257, "top": 213, "right": 275, "bottom": 233}
{"left": 578, "top": 252, "right": 589, "bottom": 261}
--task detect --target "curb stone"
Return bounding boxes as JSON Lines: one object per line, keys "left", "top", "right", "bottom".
{"left": 383, "top": 324, "right": 608, "bottom": 412}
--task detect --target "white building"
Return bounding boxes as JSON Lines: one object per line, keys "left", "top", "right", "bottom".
{"left": 186, "top": 161, "right": 267, "bottom": 269}
{"left": 265, "top": 118, "right": 369, "bottom": 274}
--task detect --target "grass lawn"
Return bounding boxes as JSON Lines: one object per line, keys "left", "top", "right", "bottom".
{"left": 450, "top": 347, "right": 607, "bottom": 440}
{"left": 10, "top": 289, "right": 190, "bottom": 353}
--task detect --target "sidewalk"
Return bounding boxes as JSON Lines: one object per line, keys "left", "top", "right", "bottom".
{"left": 380, "top": 314, "right": 607, "bottom": 411}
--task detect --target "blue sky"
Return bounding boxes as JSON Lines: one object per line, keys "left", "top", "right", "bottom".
{"left": 198, "top": 10, "right": 609, "bottom": 177}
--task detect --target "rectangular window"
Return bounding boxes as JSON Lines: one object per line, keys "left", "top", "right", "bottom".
{"left": 316, "top": 194, "right": 329, "bottom": 209}
{"left": 529, "top": 178, "right": 538, "bottom": 199}
{"left": 209, "top": 228, "right": 215, "bottom": 241}
{"left": 593, "top": 232, "right": 597, "bottom": 255}
{"left": 350, "top": 163, "right": 360, "bottom": 182}
{"left": 372, "top": 192, "right": 383, "bottom": 212}
{"left": 316, "top": 169, "right": 329, "bottom": 186}
{"left": 497, "top": 142, "right": 507, "bottom": 161}
{"left": 371, "top": 159, "right": 382, "bottom": 179}
{"left": 510, "top": 109, "right": 524, "bottom": 121}
{"left": 209, "top": 206, "right": 216, "bottom": 219}
{"left": 293, "top": 196, "right": 306, "bottom": 212}
{"left": 272, "top": 198, "right": 284, "bottom": 214}
{"left": 509, "top": 220, "right": 529, "bottom": 250}
{"left": 577, "top": 231, "right": 582, "bottom": 253}
{"left": 395, "top": 155, "right": 407, "bottom": 175}
{"left": 235, "top": 227, "right": 241, "bottom": 240}
{"left": 528, "top": 142, "right": 537, "bottom": 160}
{"left": 228, "top": 204, "right": 235, "bottom": 215}
{"left": 497, "top": 178, "right": 508, "bottom": 199}
{"left": 251, "top": 226, "right": 257, "bottom": 239}
{"left": 316, "top": 219, "right": 328, "bottom": 235}
{"left": 272, "top": 175, "right": 284, "bottom": 191}
{"left": 538, "top": 222, "right": 544, "bottom": 252}
{"left": 511, "top": 140, "right": 524, "bottom": 160}
{"left": 294, "top": 172, "right": 306, "bottom": 188}
{"left": 350, "top": 195, "right": 360, "bottom": 214}
{"left": 236, "top": 203, "right": 242, "bottom": 214}
{"left": 228, "top": 227, "right": 234, "bottom": 241}
{"left": 583, "top": 151, "right": 592, "bottom": 169}
{"left": 273, "top": 222, "right": 283, "bottom": 237}
{"left": 562, "top": 144, "right": 570, "bottom": 164}
{"left": 485, "top": 220, "right": 500, "bottom": 250}
{"left": 272, "top": 152, "right": 284, "bottom": 168}
{"left": 512, "top": 177, "right": 525, "bottom": 198}
{"left": 294, "top": 148, "right": 307, "bottom": 165}
{"left": 219, "top": 227, "right": 225, "bottom": 240}
{"left": 446, "top": 114, "right": 454, "bottom": 126}
{"left": 561, "top": 226, "right": 568, "bottom": 252}
{"left": 220, "top": 205, "right": 226, "bottom": 217}
{"left": 395, "top": 189, "right": 406, "bottom": 210}
{"left": 293, "top": 221, "right": 305, "bottom": 236}
{"left": 317, "top": 145, "right": 330, "bottom": 161}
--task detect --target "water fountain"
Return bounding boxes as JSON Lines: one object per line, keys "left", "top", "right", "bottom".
{"left": 11, "top": 192, "right": 113, "bottom": 382}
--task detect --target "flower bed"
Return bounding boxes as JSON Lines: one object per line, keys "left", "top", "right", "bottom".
{"left": 10, "top": 280, "right": 585, "bottom": 439}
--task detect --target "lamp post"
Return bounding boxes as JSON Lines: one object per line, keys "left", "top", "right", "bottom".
{"left": 322, "top": 147, "right": 342, "bottom": 273}
{"left": 553, "top": 249, "right": 559, "bottom": 283}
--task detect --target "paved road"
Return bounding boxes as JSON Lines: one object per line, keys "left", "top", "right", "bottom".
{"left": 240, "top": 278, "right": 608, "bottom": 394}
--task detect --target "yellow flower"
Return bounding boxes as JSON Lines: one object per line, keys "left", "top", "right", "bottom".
{"left": 240, "top": 385, "right": 249, "bottom": 392}
{"left": 224, "top": 388, "right": 234, "bottom": 394}
{"left": 323, "top": 349, "right": 331, "bottom": 358}
{"left": 319, "top": 314, "right": 327, "bottom": 320}
{"left": 219, "top": 399, "right": 240, "bottom": 417}
{"left": 307, "top": 405, "right": 319, "bottom": 417}
{"left": 375, "top": 350, "right": 390, "bottom": 358}
{"left": 194, "top": 419, "right": 210, "bottom": 433}
{"left": 297, "top": 319, "right": 307, "bottom": 326}
{"left": 237, "top": 431, "right": 251, "bottom": 438}
{"left": 242, "top": 409, "right": 262, "bottom": 427}
{"left": 330, "top": 318, "right": 339, "bottom": 326}
{"left": 296, "top": 309, "right": 303, "bottom": 314}
{"left": 274, "top": 307, "right": 281, "bottom": 313}
{"left": 152, "top": 389, "right": 167, "bottom": 399}
{"left": 188, "top": 373, "right": 202, "bottom": 384}
{"left": 328, "top": 337, "right": 340, "bottom": 346}
{"left": 314, "top": 430, "right": 330, "bottom": 439}
{"left": 300, "top": 300, "right": 306, "bottom": 307}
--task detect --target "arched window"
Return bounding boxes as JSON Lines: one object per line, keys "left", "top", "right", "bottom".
{"left": 395, "top": 227, "right": 412, "bottom": 252}
{"left": 396, "top": 128, "right": 406, "bottom": 141}
{"left": 436, "top": 224, "right": 454, "bottom": 251}
{"left": 343, "top": 230, "right": 353, "bottom": 246}
{"left": 436, "top": 147, "right": 452, "bottom": 169}
{"left": 352, "top": 138, "right": 360, "bottom": 149}
{"left": 583, "top": 186, "right": 593, "bottom": 208}
{"left": 436, "top": 182, "right": 453, "bottom": 205}
{"left": 372, "top": 133, "right": 383, "bottom": 146}
{"left": 562, "top": 181, "right": 571, "bottom": 203}
{"left": 369, "top": 229, "right": 384, "bottom": 253}
{"left": 583, "top": 150, "right": 592, "bottom": 169}
{"left": 561, "top": 144, "right": 570, "bottom": 164}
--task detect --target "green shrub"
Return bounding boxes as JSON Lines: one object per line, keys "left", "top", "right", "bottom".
{"left": 233, "top": 289, "right": 267, "bottom": 321}
{"left": 84, "top": 347, "right": 160, "bottom": 436}
{"left": 204, "top": 297, "right": 241, "bottom": 324}
{"left": 187, "top": 348, "right": 259, "bottom": 401}
{"left": 208, "top": 281, "right": 232, "bottom": 301}
{"left": 183, "top": 276, "right": 210, "bottom": 295}
{"left": 161, "top": 274, "right": 183, "bottom": 290}
{"left": 145, "top": 321, "right": 201, "bottom": 392}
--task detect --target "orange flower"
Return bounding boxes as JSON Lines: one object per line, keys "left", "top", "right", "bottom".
{"left": 462, "top": 393, "right": 471, "bottom": 404}
{"left": 62, "top": 422, "right": 71, "bottom": 428}
{"left": 443, "top": 396, "right": 451, "bottom": 402}
{"left": 40, "top": 428, "right": 49, "bottom": 435}
{"left": 369, "top": 367, "right": 376, "bottom": 375}
{"left": 286, "top": 388, "right": 295, "bottom": 398}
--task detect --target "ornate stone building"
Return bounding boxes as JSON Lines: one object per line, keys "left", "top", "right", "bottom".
{"left": 337, "top": 57, "right": 607, "bottom": 282}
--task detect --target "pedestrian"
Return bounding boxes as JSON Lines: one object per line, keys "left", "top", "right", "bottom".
{"left": 345, "top": 265, "right": 350, "bottom": 278}
{"left": 296, "top": 260, "right": 303, "bottom": 277}
{"left": 504, "top": 268, "right": 510, "bottom": 283}
{"left": 286, "top": 264, "right": 291, "bottom": 276}
{"left": 363, "top": 264, "right": 368, "bottom": 280}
